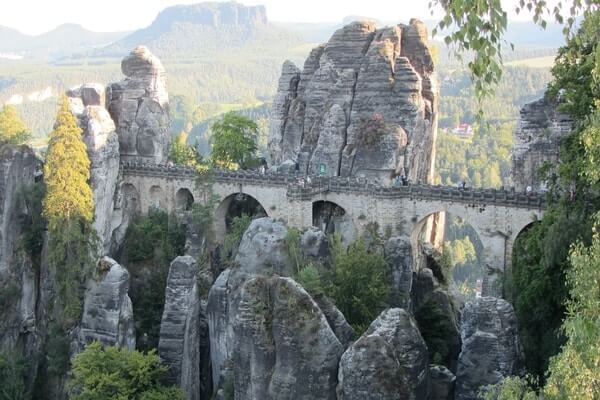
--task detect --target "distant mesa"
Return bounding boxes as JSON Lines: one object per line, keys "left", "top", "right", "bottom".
{"left": 98, "top": 2, "right": 289, "bottom": 59}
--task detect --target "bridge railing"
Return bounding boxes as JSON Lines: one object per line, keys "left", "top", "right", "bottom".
{"left": 121, "top": 163, "right": 546, "bottom": 209}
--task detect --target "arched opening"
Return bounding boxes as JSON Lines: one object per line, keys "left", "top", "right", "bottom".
{"left": 312, "top": 200, "right": 357, "bottom": 244}
{"left": 175, "top": 188, "right": 194, "bottom": 211}
{"left": 121, "top": 183, "right": 140, "bottom": 215}
{"left": 411, "top": 211, "right": 484, "bottom": 299}
{"left": 149, "top": 185, "right": 165, "bottom": 210}
{"left": 312, "top": 200, "right": 346, "bottom": 234}
{"left": 214, "top": 192, "right": 268, "bottom": 242}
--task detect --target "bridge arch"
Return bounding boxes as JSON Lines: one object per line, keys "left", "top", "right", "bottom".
{"left": 214, "top": 192, "right": 268, "bottom": 243}
{"left": 175, "top": 188, "right": 194, "bottom": 211}
{"left": 312, "top": 200, "right": 357, "bottom": 244}
{"left": 411, "top": 210, "right": 485, "bottom": 296}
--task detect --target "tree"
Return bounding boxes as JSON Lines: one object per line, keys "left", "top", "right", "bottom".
{"left": 0, "top": 351, "right": 25, "bottom": 400}
{"left": 169, "top": 132, "right": 202, "bottom": 167}
{"left": 69, "top": 342, "right": 185, "bottom": 400}
{"left": 0, "top": 105, "right": 30, "bottom": 144}
{"left": 43, "top": 96, "right": 96, "bottom": 322}
{"left": 509, "top": 9, "right": 600, "bottom": 381}
{"left": 329, "top": 236, "right": 390, "bottom": 334}
{"left": 431, "top": 0, "right": 598, "bottom": 103}
{"left": 43, "top": 96, "right": 93, "bottom": 227}
{"left": 209, "top": 112, "right": 258, "bottom": 170}
{"left": 543, "top": 214, "right": 600, "bottom": 399}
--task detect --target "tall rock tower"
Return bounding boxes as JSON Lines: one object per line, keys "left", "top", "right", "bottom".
{"left": 512, "top": 96, "right": 572, "bottom": 191}
{"left": 107, "top": 46, "right": 171, "bottom": 164}
{"left": 268, "top": 19, "right": 438, "bottom": 184}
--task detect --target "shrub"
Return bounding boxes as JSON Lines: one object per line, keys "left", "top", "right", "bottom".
{"left": 329, "top": 235, "right": 390, "bottom": 334}
{"left": 296, "top": 263, "right": 323, "bottom": 297}
{"left": 69, "top": 342, "right": 185, "bottom": 400}
{"left": 0, "top": 351, "right": 26, "bottom": 400}
{"left": 123, "top": 210, "right": 186, "bottom": 350}
{"left": 222, "top": 214, "right": 252, "bottom": 263}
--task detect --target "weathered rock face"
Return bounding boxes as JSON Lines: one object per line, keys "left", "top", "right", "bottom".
{"left": 385, "top": 236, "right": 413, "bottom": 309}
{"left": 78, "top": 257, "right": 135, "bottom": 349}
{"left": 234, "top": 217, "right": 292, "bottom": 276}
{"left": 412, "top": 266, "right": 462, "bottom": 372}
{"left": 233, "top": 276, "right": 344, "bottom": 399}
{"left": 314, "top": 294, "right": 355, "bottom": 348}
{"left": 429, "top": 365, "right": 456, "bottom": 400}
{"left": 107, "top": 46, "right": 170, "bottom": 164}
{"left": 0, "top": 145, "right": 37, "bottom": 274}
{"left": 455, "top": 297, "right": 524, "bottom": 400}
{"left": 208, "top": 218, "right": 348, "bottom": 399}
{"left": 300, "top": 226, "right": 330, "bottom": 262}
{"left": 68, "top": 85, "right": 120, "bottom": 254}
{"left": 512, "top": 96, "right": 572, "bottom": 191}
{"left": 269, "top": 19, "right": 438, "bottom": 184}
{"left": 158, "top": 255, "right": 211, "bottom": 400}
{"left": 337, "top": 308, "right": 429, "bottom": 400}
{"left": 0, "top": 144, "right": 42, "bottom": 395}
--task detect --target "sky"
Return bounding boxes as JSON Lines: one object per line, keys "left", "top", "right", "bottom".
{"left": 2, "top": 0, "right": 545, "bottom": 35}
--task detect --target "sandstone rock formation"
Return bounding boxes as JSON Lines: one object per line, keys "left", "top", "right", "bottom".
{"left": 512, "top": 96, "right": 572, "bottom": 191}
{"left": 384, "top": 236, "right": 413, "bottom": 309}
{"left": 337, "top": 308, "right": 429, "bottom": 400}
{"left": 78, "top": 257, "right": 135, "bottom": 349}
{"left": 208, "top": 219, "right": 351, "bottom": 398}
{"left": 0, "top": 144, "right": 42, "bottom": 394}
{"left": 233, "top": 276, "right": 343, "bottom": 399}
{"left": 107, "top": 46, "right": 170, "bottom": 164}
{"left": 235, "top": 217, "right": 292, "bottom": 276}
{"left": 158, "top": 255, "right": 211, "bottom": 400}
{"left": 269, "top": 19, "right": 438, "bottom": 184}
{"left": 0, "top": 145, "right": 37, "bottom": 274}
{"left": 455, "top": 297, "right": 524, "bottom": 400}
{"left": 67, "top": 84, "right": 120, "bottom": 254}
{"left": 313, "top": 294, "right": 355, "bottom": 348}
{"left": 429, "top": 365, "right": 455, "bottom": 400}
{"left": 411, "top": 266, "right": 461, "bottom": 372}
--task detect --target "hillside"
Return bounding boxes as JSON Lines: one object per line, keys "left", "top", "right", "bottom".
{"left": 91, "top": 2, "right": 304, "bottom": 60}
{"left": 0, "top": 23, "right": 128, "bottom": 61}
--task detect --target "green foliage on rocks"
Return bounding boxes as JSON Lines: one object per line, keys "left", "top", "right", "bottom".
{"left": 543, "top": 214, "right": 600, "bottom": 399}
{"left": 125, "top": 210, "right": 186, "bottom": 265}
{"left": 510, "top": 9, "right": 600, "bottom": 381}
{"left": 222, "top": 214, "right": 252, "bottom": 264}
{"left": 68, "top": 342, "right": 185, "bottom": 400}
{"left": 16, "top": 181, "right": 46, "bottom": 262}
{"left": 329, "top": 235, "right": 390, "bottom": 334}
{"left": 123, "top": 209, "right": 186, "bottom": 351}
{"left": 296, "top": 263, "right": 324, "bottom": 297}
{"left": 414, "top": 298, "right": 455, "bottom": 366}
{"left": 0, "top": 351, "right": 26, "bottom": 400}
{"left": 481, "top": 214, "right": 600, "bottom": 399}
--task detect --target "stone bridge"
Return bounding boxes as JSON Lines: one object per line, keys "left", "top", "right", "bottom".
{"left": 120, "top": 162, "right": 546, "bottom": 296}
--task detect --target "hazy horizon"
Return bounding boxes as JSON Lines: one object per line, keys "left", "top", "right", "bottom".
{"left": 2, "top": 0, "right": 547, "bottom": 35}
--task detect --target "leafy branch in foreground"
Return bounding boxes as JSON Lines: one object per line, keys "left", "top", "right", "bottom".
{"left": 429, "top": 0, "right": 598, "bottom": 106}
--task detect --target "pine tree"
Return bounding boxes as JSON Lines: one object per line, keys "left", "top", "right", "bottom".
{"left": 43, "top": 97, "right": 94, "bottom": 228}
{"left": 43, "top": 96, "right": 95, "bottom": 322}
{"left": 0, "top": 105, "right": 30, "bottom": 145}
